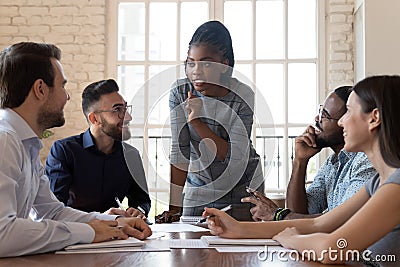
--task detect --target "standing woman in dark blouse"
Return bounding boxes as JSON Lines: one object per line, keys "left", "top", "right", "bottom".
{"left": 155, "top": 21, "right": 264, "bottom": 222}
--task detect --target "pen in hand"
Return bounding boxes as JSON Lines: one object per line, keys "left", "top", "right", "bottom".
{"left": 115, "top": 197, "right": 125, "bottom": 211}
{"left": 137, "top": 206, "right": 153, "bottom": 225}
{"left": 245, "top": 186, "right": 261, "bottom": 200}
{"left": 197, "top": 205, "right": 232, "bottom": 224}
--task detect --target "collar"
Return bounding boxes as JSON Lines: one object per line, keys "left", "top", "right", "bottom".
{"left": 82, "top": 128, "right": 122, "bottom": 154}
{"left": 82, "top": 129, "right": 96, "bottom": 149}
{"left": 0, "top": 108, "right": 40, "bottom": 141}
{"left": 330, "top": 149, "right": 356, "bottom": 164}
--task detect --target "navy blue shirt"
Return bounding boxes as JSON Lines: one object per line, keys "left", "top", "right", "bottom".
{"left": 45, "top": 129, "right": 150, "bottom": 214}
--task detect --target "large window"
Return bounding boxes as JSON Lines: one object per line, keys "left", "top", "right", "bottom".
{"left": 107, "top": 0, "right": 325, "bottom": 215}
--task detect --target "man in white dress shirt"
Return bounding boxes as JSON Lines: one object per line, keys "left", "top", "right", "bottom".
{"left": 0, "top": 42, "right": 151, "bottom": 257}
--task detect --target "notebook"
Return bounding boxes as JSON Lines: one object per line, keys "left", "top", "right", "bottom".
{"left": 180, "top": 216, "right": 203, "bottom": 224}
{"left": 63, "top": 237, "right": 145, "bottom": 251}
{"left": 201, "top": 236, "right": 280, "bottom": 246}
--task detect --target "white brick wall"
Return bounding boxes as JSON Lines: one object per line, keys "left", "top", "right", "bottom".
{"left": 326, "top": 0, "right": 355, "bottom": 90}
{"left": 0, "top": 0, "right": 356, "bottom": 162}
{"left": 0, "top": 0, "right": 107, "bottom": 162}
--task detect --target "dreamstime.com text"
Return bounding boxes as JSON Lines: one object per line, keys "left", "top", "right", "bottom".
{"left": 257, "top": 238, "right": 396, "bottom": 264}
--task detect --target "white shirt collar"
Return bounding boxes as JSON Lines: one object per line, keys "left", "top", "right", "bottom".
{"left": 0, "top": 108, "right": 41, "bottom": 145}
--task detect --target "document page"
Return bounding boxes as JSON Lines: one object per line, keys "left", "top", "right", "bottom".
{"left": 201, "top": 236, "right": 280, "bottom": 246}
{"left": 150, "top": 223, "right": 209, "bottom": 233}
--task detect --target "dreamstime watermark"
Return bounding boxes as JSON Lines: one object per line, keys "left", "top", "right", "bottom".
{"left": 257, "top": 238, "right": 396, "bottom": 264}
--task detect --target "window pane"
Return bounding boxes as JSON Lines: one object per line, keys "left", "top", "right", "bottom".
{"left": 256, "top": 64, "right": 284, "bottom": 123}
{"left": 118, "top": 3, "right": 146, "bottom": 61}
{"left": 180, "top": 2, "right": 208, "bottom": 60}
{"left": 234, "top": 64, "right": 252, "bottom": 83}
{"left": 149, "top": 3, "right": 177, "bottom": 61}
{"left": 148, "top": 65, "right": 176, "bottom": 125}
{"left": 118, "top": 65, "right": 145, "bottom": 123}
{"left": 224, "top": 1, "right": 252, "bottom": 60}
{"left": 288, "top": 0, "right": 316, "bottom": 58}
{"left": 258, "top": 127, "right": 284, "bottom": 189}
{"left": 256, "top": 0, "right": 284, "bottom": 59}
{"left": 288, "top": 63, "right": 317, "bottom": 123}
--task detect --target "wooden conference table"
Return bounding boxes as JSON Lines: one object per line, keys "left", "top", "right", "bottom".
{"left": 0, "top": 232, "right": 361, "bottom": 267}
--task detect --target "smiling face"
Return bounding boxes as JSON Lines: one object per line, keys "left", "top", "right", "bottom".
{"left": 338, "top": 92, "right": 371, "bottom": 153}
{"left": 95, "top": 92, "right": 132, "bottom": 141}
{"left": 37, "top": 58, "right": 69, "bottom": 130}
{"left": 185, "top": 44, "right": 229, "bottom": 97}
{"left": 313, "top": 92, "right": 346, "bottom": 149}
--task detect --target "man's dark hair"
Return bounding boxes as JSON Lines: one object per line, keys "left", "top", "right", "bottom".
{"left": 187, "top": 20, "right": 234, "bottom": 77}
{"left": 0, "top": 42, "right": 61, "bottom": 108}
{"left": 82, "top": 79, "right": 119, "bottom": 120}
{"left": 334, "top": 85, "right": 353, "bottom": 105}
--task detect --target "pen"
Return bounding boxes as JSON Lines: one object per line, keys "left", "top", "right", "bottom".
{"left": 245, "top": 186, "right": 261, "bottom": 200}
{"left": 197, "top": 205, "right": 232, "bottom": 224}
{"left": 136, "top": 206, "right": 146, "bottom": 214}
{"left": 136, "top": 206, "right": 153, "bottom": 225}
{"left": 115, "top": 197, "right": 125, "bottom": 210}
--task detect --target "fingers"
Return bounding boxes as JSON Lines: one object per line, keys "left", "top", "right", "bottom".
{"left": 188, "top": 91, "right": 192, "bottom": 98}
{"left": 304, "top": 125, "right": 316, "bottom": 135}
{"left": 296, "top": 134, "right": 315, "bottom": 147}
{"left": 155, "top": 211, "right": 167, "bottom": 223}
{"left": 203, "top": 207, "right": 220, "bottom": 217}
{"left": 253, "top": 191, "right": 268, "bottom": 201}
{"left": 101, "top": 219, "right": 119, "bottom": 227}
{"left": 118, "top": 218, "right": 152, "bottom": 240}
{"left": 88, "top": 219, "right": 128, "bottom": 243}
{"left": 206, "top": 217, "right": 221, "bottom": 234}
{"left": 126, "top": 208, "right": 145, "bottom": 218}
{"left": 113, "top": 227, "right": 129, "bottom": 240}
{"left": 122, "top": 223, "right": 152, "bottom": 240}
{"left": 155, "top": 210, "right": 181, "bottom": 223}
{"left": 108, "top": 208, "right": 131, "bottom": 217}
{"left": 241, "top": 196, "right": 258, "bottom": 204}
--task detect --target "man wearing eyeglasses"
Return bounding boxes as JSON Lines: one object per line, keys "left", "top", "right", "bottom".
{"left": 242, "top": 86, "right": 376, "bottom": 221}
{"left": 46, "top": 79, "right": 151, "bottom": 220}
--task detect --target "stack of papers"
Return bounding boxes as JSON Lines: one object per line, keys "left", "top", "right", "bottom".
{"left": 201, "top": 236, "right": 280, "bottom": 246}
{"left": 56, "top": 237, "right": 145, "bottom": 254}
{"left": 180, "top": 216, "right": 202, "bottom": 224}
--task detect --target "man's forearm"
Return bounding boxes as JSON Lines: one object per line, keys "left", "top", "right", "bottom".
{"left": 286, "top": 158, "right": 309, "bottom": 213}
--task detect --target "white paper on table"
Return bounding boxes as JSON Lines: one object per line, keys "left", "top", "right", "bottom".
{"left": 215, "top": 245, "right": 292, "bottom": 253}
{"left": 55, "top": 241, "right": 171, "bottom": 254}
{"left": 146, "top": 232, "right": 166, "bottom": 239}
{"left": 150, "top": 223, "right": 209, "bottom": 233}
{"left": 180, "top": 216, "right": 203, "bottom": 224}
{"left": 215, "top": 246, "right": 265, "bottom": 253}
{"left": 201, "top": 235, "right": 279, "bottom": 246}
{"left": 63, "top": 237, "right": 144, "bottom": 250}
{"left": 169, "top": 239, "right": 209, "bottom": 249}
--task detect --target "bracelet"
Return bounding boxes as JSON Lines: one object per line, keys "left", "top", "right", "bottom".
{"left": 273, "top": 208, "right": 283, "bottom": 221}
{"left": 276, "top": 208, "right": 291, "bottom": 221}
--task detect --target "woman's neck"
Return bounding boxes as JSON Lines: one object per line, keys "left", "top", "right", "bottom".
{"left": 365, "top": 140, "right": 397, "bottom": 183}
